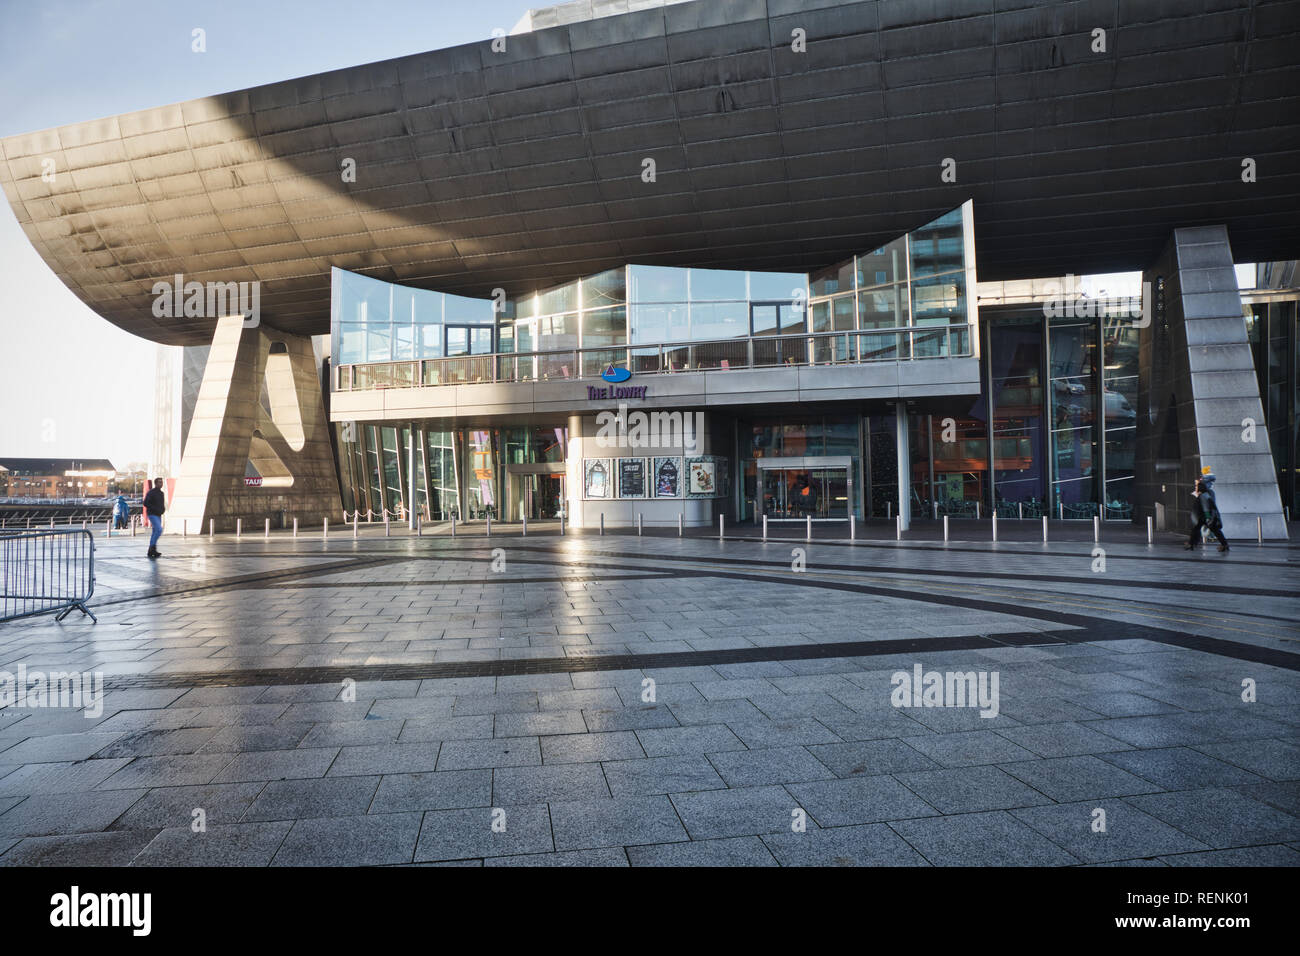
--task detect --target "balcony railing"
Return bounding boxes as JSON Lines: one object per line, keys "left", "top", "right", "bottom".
{"left": 335, "top": 324, "right": 974, "bottom": 391}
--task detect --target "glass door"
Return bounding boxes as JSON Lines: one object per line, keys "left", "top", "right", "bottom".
{"left": 758, "top": 458, "right": 852, "bottom": 520}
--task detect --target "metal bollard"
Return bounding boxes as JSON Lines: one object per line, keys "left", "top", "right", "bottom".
{"left": 105, "top": 518, "right": 112, "bottom": 538}
{"left": 182, "top": 519, "right": 187, "bottom": 538}
{"left": 992, "top": 513, "right": 998, "bottom": 542}
{"left": 265, "top": 517, "right": 270, "bottom": 539}
{"left": 236, "top": 518, "right": 242, "bottom": 538}
{"left": 1146, "top": 515, "right": 1153, "bottom": 544}
{"left": 1257, "top": 516, "right": 1263, "bottom": 544}
{"left": 130, "top": 518, "right": 135, "bottom": 537}
{"left": 560, "top": 512, "right": 565, "bottom": 536}
{"left": 599, "top": 513, "right": 604, "bottom": 536}
{"left": 323, "top": 517, "right": 329, "bottom": 539}
{"left": 486, "top": 515, "right": 492, "bottom": 537}
{"left": 850, "top": 513, "right": 856, "bottom": 540}
{"left": 886, "top": 501, "right": 892, "bottom": 520}
{"left": 677, "top": 514, "right": 683, "bottom": 537}
{"left": 932, "top": 501, "right": 938, "bottom": 520}
{"left": 1093, "top": 515, "right": 1100, "bottom": 543}
{"left": 209, "top": 518, "right": 214, "bottom": 538}
{"left": 762, "top": 514, "right": 768, "bottom": 540}
{"left": 416, "top": 514, "right": 422, "bottom": 537}
{"left": 1058, "top": 502, "right": 1064, "bottom": 520}
{"left": 1042, "top": 515, "right": 1048, "bottom": 543}
{"left": 293, "top": 517, "right": 298, "bottom": 537}
{"left": 637, "top": 513, "right": 642, "bottom": 536}
{"left": 806, "top": 514, "right": 812, "bottom": 542}
{"left": 451, "top": 515, "right": 456, "bottom": 537}
{"left": 895, "top": 515, "right": 901, "bottom": 540}
{"left": 521, "top": 514, "right": 526, "bottom": 537}
{"left": 719, "top": 514, "right": 725, "bottom": 540}
{"left": 975, "top": 501, "right": 981, "bottom": 521}
{"left": 384, "top": 516, "right": 390, "bottom": 537}
{"left": 943, "top": 515, "right": 949, "bottom": 542}
{"left": 1019, "top": 502, "right": 1023, "bottom": 520}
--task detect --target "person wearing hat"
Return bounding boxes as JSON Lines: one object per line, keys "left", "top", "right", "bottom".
{"left": 1185, "top": 472, "right": 1229, "bottom": 552}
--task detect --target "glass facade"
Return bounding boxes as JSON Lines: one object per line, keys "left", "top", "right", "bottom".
{"left": 809, "top": 202, "right": 976, "bottom": 362}
{"left": 331, "top": 267, "right": 496, "bottom": 367}
{"left": 1246, "top": 297, "right": 1298, "bottom": 518}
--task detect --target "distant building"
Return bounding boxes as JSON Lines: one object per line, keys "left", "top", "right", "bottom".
{"left": 0, "top": 458, "right": 117, "bottom": 499}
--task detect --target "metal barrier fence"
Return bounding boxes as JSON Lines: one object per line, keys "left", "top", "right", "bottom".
{"left": 0, "top": 529, "right": 97, "bottom": 623}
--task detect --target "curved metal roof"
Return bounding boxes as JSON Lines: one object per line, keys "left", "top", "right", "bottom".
{"left": 2, "top": 0, "right": 1298, "bottom": 345}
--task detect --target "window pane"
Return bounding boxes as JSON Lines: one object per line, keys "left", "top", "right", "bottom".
{"left": 630, "top": 302, "right": 687, "bottom": 344}
{"left": 858, "top": 286, "right": 907, "bottom": 329}
{"left": 748, "top": 271, "right": 807, "bottom": 303}
{"left": 628, "top": 265, "right": 688, "bottom": 303}
{"left": 690, "top": 301, "right": 747, "bottom": 340}
{"left": 911, "top": 274, "right": 966, "bottom": 326}
{"left": 856, "top": 236, "right": 906, "bottom": 288}
{"left": 538, "top": 280, "right": 580, "bottom": 316}
{"left": 583, "top": 307, "right": 627, "bottom": 348}
{"left": 583, "top": 268, "right": 626, "bottom": 309}
{"left": 909, "top": 206, "right": 965, "bottom": 277}
{"left": 810, "top": 259, "right": 855, "bottom": 298}
{"left": 689, "top": 267, "right": 747, "bottom": 302}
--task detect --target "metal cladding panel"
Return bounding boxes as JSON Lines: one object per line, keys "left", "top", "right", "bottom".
{"left": 2, "top": 0, "right": 1299, "bottom": 345}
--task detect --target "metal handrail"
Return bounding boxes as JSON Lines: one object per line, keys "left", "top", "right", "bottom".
{"left": 337, "top": 323, "right": 974, "bottom": 391}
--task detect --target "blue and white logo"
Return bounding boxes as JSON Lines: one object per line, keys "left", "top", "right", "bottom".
{"left": 601, "top": 364, "right": 631, "bottom": 383}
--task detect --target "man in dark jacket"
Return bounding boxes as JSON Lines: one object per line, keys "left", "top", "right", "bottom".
{"left": 1185, "top": 474, "right": 1229, "bottom": 552}
{"left": 143, "top": 478, "right": 166, "bottom": 559}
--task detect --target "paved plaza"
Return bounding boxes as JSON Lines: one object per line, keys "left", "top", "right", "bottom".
{"left": 1, "top": 520, "right": 1297, "bottom": 866}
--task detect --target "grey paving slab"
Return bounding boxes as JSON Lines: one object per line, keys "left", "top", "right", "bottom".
{"left": 370, "top": 770, "right": 492, "bottom": 814}
{"left": 327, "top": 743, "right": 442, "bottom": 777}
{"left": 242, "top": 776, "right": 380, "bottom": 822}
{"left": 1097, "top": 747, "right": 1265, "bottom": 790}
{"left": 634, "top": 724, "right": 747, "bottom": 757}
{"left": 414, "top": 805, "right": 553, "bottom": 861}
{"left": 762, "top": 823, "right": 931, "bottom": 867}
{"left": 110, "top": 782, "right": 267, "bottom": 830}
{"left": 199, "top": 724, "right": 314, "bottom": 753}
{"left": 668, "top": 785, "right": 799, "bottom": 840}
{"left": 211, "top": 747, "right": 339, "bottom": 783}
{"left": 903, "top": 730, "right": 1039, "bottom": 768}
{"left": 396, "top": 716, "right": 494, "bottom": 743}
{"left": 705, "top": 746, "right": 837, "bottom": 788}
{"left": 0, "top": 758, "right": 135, "bottom": 795}
{"left": 806, "top": 739, "right": 940, "bottom": 777}
{"left": 0, "top": 789, "right": 148, "bottom": 838}
{"left": 492, "top": 763, "right": 611, "bottom": 804}
{"left": 889, "top": 811, "right": 1081, "bottom": 866}
{"left": 1010, "top": 800, "right": 1211, "bottom": 863}
{"left": 1191, "top": 739, "right": 1300, "bottom": 781}
{"left": 0, "top": 733, "right": 123, "bottom": 764}
{"left": 1160, "top": 844, "right": 1300, "bottom": 867}
{"left": 485, "top": 848, "right": 629, "bottom": 866}
{"left": 787, "top": 776, "right": 940, "bottom": 827}
{"left": 581, "top": 706, "right": 680, "bottom": 733}
{"left": 994, "top": 722, "right": 1135, "bottom": 758}
{"left": 1123, "top": 789, "right": 1300, "bottom": 849}
{"left": 436, "top": 737, "right": 540, "bottom": 771}
{"left": 541, "top": 730, "right": 645, "bottom": 764}
{"left": 627, "top": 836, "right": 778, "bottom": 866}
{"left": 297, "top": 720, "right": 403, "bottom": 748}
{"left": 274, "top": 812, "right": 423, "bottom": 866}
{"left": 602, "top": 755, "right": 725, "bottom": 797}
{"left": 893, "top": 765, "right": 1054, "bottom": 814}
{"left": 549, "top": 795, "right": 689, "bottom": 850}
{"left": 0, "top": 829, "right": 159, "bottom": 867}
{"left": 998, "top": 755, "right": 1164, "bottom": 803}
{"left": 495, "top": 711, "right": 587, "bottom": 738}
{"left": 134, "top": 821, "right": 293, "bottom": 866}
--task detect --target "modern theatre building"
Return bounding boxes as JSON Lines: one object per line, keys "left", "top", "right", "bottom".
{"left": 2, "top": 0, "right": 1297, "bottom": 537}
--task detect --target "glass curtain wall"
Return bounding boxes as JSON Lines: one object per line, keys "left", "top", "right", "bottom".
{"left": 331, "top": 267, "right": 496, "bottom": 369}
{"left": 1047, "top": 316, "right": 1100, "bottom": 515}
{"left": 808, "top": 202, "right": 976, "bottom": 363}
{"left": 1102, "top": 318, "right": 1140, "bottom": 517}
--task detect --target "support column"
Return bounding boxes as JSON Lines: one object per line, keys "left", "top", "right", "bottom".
{"left": 168, "top": 315, "right": 342, "bottom": 533}
{"left": 896, "top": 403, "right": 911, "bottom": 531}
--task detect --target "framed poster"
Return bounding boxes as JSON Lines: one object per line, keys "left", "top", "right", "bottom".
{"left": 687, "top": 458, "right": 717, "bottom": 496}
{"left": 584, "top": 458, "right": 611, "bottom": 499}
{"left": 618, "top": 457, "right": 646, "bottom": 498}
{"left": 652, "top": 457, "right": 681, "bottom": 498}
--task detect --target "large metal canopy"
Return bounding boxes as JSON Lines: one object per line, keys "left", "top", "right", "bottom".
{"left": 1, "top": 0, "right": 1297, "bottom": 346}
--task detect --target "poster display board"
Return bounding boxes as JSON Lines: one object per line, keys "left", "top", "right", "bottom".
{"left": 618, "top": 458, "right": 646, "bottom": 498}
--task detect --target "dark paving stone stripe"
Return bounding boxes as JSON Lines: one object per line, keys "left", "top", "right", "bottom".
{"left": 259, "top": 572, "right": 677, "bottom": 589}
{"left": 88, "top": 555, "right": 412, "bottom": 608}
{"left": 101, "top": 630, "right": 1073, "bottom": 690}
{"left": 494, "top": 546, "right": 1298, "bottom": 599}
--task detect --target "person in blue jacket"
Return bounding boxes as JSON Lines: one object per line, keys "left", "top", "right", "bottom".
{"left": 113, "top": 495, "right": 129, "bottom": 530}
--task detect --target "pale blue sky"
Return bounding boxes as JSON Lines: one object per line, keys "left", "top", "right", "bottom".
{"left": 0, "top": 0, "right": 529, "bottom": 467}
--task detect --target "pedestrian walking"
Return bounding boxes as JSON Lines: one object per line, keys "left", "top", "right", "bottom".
{"left": 1185, "top": 472, "right": 1229, "bottom": 552}
{"left": 113, "top": 494, "right": 129, "bottom": 530}
{"left": 143, "top": 477, "right": 166, "bottom": 559}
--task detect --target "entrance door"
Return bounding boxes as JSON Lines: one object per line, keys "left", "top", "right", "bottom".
{"left": 756, "top": 457, "right": 853, "bottom": 520}
{"left": 508, "top": 468, "right": 566, "bottom": 521}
